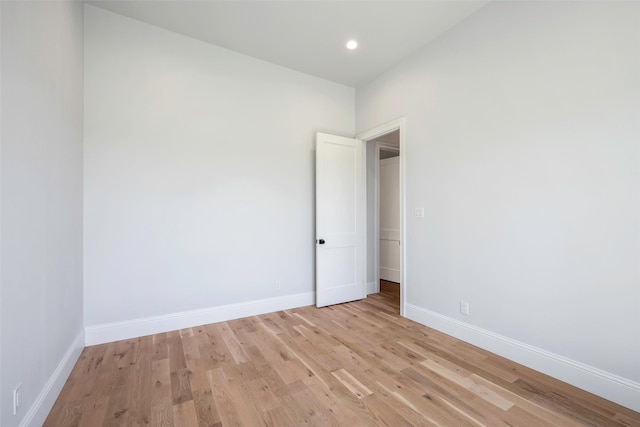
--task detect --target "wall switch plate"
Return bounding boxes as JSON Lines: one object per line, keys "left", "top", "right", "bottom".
{"left": 415, "top": 207, "right": 425, "bottom": 218}
{"left": 460, "top": 301, "right": 470, "bottom": 316}
{"left": 13, "top": 383, "right": 22, "bottom": 415}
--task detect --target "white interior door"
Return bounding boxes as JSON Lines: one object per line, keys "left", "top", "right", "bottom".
{"left": 379, "top": 156, "right": 401, "bottom": 282}
{"left": 316, "top": 132, "right": 365, "bottom": 307}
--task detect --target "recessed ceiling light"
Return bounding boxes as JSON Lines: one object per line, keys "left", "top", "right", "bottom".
{"left": 346, "top": 40, "right": 358, "bottom": 50}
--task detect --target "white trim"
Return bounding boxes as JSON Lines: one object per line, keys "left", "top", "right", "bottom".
{"left": 380, "top": 267, "right": 401, "bottom": 283}
{"left": 367, "top": 280, "right": 377, "bottom": 295}
{"left": 19, "top": 331, "right": 84, "bottom": 427}
{"left": 363, "top": 140, "right": 380, "bottom": 296}
{"left": 85, "top": 292, "right": 314, "bottom": 346}
{"left": 0, "top": 3, "right": 3, "bottom": 422}
{"left": 358, "top": 117, "right": 406, "bottom": 316}
{"left": 359, "top": 136, "right": 368, "bottom": 302}
{"left": 405, "top": 303, "right": 640, "bottom": 412}
{"left": 373, "top": 142, "right": 380, "bottom": 293}
{"left": 377, "top": 142, "right": 399, "bottom": 154}
{"left": 379, "top": 156, "right": 399, "bottom": 166}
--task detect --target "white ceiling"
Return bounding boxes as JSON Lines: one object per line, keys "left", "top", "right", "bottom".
{"left": 87, "top": 0, "right": 489, "bottom": 87}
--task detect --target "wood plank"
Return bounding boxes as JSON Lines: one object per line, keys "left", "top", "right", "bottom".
{"left": 206, "top": 367, "right": 244, "bottom": 426}
{"left": 150, "top": 358, "right": 173, "bottom": 426}
{"left": 219, "top": 322, "right": 249, "bottom": 364}
{"left": 78, "top": 396, "right": 110, "bottom": 427}
{"left": 331, "top": 368, "right": 373, "bottom": 399}
{"left": 172, "top": 400, "right": 199, "bottom": 426}
{"left": 170, "top": 368, "right": 193, "bottom": 405}
{"left": 192, "top": 388, "right": 221, "bottom": 427}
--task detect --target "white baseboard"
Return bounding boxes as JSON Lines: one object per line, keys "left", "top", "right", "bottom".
{"left": 367, "top": 281, "right": 378, "bottom": 295}
{"left": 380, "top": 267, "right": 400, "bottom": 283}
{"left": 20, "top": 331, "right": 84, "bottom": 427}
{"left": 405, "top": 303, "right": 640, "bottom": 412}
{"left": 85, "top": 292, "right": 315, "bottom": 346}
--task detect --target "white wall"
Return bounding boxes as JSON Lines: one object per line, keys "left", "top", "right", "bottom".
{"left": 84, "top": 6, "right": 354, "bottom": 336}
{"left": 357, "top": 1, "right": 640, "bottom": 410}
{"left": 0, "top": 2, "right": 84, "bottom": 426}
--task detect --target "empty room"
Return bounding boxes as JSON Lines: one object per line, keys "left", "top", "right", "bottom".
{"left": 1, "top": 0, "right": 639, "bottom": 426}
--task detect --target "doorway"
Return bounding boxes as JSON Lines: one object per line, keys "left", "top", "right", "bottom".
{"left": 379, "top": 146, "right": 400, "bottom": 284}
{"left": 358, "top": 119, "right": 405, "bottom": 316}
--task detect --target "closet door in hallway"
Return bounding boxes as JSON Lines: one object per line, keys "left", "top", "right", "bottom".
{"left": 379, "top": 156, "right": 400, "bottom": 283}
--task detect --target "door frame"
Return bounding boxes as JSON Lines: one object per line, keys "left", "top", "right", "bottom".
{"left": 369, "top": 141, "right": 399, "bottom": 295}
{"left": 378, "top": 148, "right": 400, "bottom": 284}
{"left": 357, "top": 118, "right": 406, "bottom": 316}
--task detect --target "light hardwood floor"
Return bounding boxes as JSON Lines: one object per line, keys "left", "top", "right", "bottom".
{"left": 45, "top": 287, "right": 639, "bottom": 426}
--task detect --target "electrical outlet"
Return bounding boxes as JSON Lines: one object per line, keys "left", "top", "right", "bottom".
{"left": 13, "top": 383, "right": 22, "bottom": 415}
{"left": 460, "top": 301, "right": 470, "bottom": 316}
